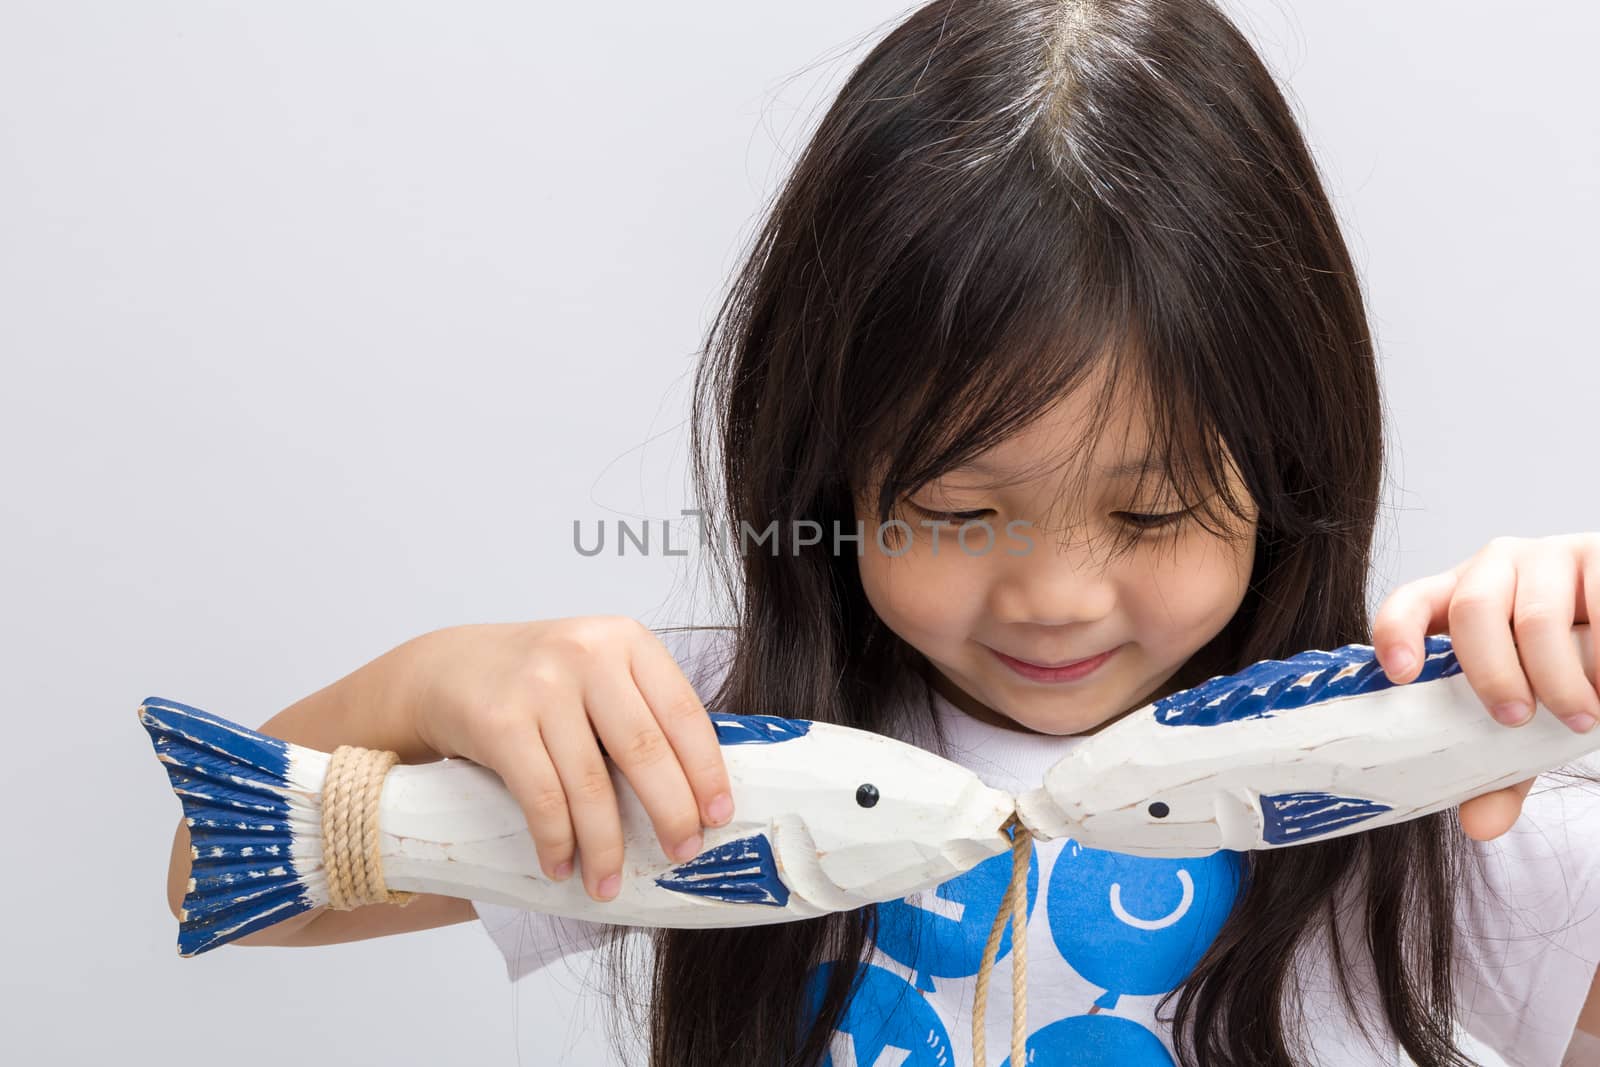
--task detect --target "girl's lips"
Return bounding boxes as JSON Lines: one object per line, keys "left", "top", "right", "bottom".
{"left": 989, "top": 645, "right": 1118, "bottom": 684}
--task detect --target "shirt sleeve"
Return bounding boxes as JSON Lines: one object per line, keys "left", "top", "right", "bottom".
{"left": 649, "top": 624, "right": 736, "bottom": 701}
{"left": 468, "top": 624, "right": 736, "bottom": 982}
{"left": 1454, "top": 757, "right": 1600, "bottom": 1066}
{"left": 470, "top": 899, "right": 613, "bottom": 983}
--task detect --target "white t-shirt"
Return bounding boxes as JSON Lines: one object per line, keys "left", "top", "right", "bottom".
{"left": 471, "top": 628, "right": 1600, "bottom": 1067}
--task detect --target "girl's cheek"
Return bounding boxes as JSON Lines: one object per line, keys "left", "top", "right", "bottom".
{"left": 857, "top": 523, "right": 990, "bottom": 632}
{"left": 1132, "top": 525, "right": 1256, "bottom": 634}
{"left": 1146, "top": 508, "right": 1254, "bottom": 575}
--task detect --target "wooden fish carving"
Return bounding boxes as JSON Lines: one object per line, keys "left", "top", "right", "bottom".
{"left": 1017, "top": 625, "right": 1599, "bottom": 855}
{"left": 140, "top": 698, "right": 1015, "bottom": 956}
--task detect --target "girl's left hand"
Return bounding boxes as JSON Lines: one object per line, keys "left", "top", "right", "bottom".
{"left": 1372, "top": 532, "right": 1600, "bottom": 842}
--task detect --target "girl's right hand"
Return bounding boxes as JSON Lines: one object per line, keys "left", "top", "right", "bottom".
{"left": 407, "top": 617, "right": 734, "bottom": 902}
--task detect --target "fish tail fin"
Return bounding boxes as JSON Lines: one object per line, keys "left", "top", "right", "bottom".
{"left": 138, "top": 696, "right": 323, "bottom": 957}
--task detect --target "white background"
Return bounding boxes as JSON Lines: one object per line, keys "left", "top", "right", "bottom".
{"left": 1, "top": 1, "right": 1593, "bottom": 1063}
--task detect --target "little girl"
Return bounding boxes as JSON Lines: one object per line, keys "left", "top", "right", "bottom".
{"left": 163, "top": 1, "right": 1600, "bottom": 1064}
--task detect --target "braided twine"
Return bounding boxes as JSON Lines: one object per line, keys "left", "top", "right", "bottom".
{"left": 971, "top": 813, "right": 1033, "bottom": 1067}
{"left": 322, "top": 744, "right": 417, "bottom": 910}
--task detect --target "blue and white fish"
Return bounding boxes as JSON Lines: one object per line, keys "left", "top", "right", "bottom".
{"left": 140, "top": 698, "right": 1015, "bottom": 956}
{"left": 1017, "top": 624, "right": 1599, "bottom": 856}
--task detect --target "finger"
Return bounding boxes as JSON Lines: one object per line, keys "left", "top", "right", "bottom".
{"left": 632, "top": 632, "right": 734, "bottom": 828}
{"left": 586, "top": 669, "right": 706, "bottom": 864}
{"left": 1583, "top": 541, "right": 1600, "bottom": 698}
{"left": 1448, "top": 550, "right": 1533, "bottom": 727}
{"left": 1510, "top": 545, "right": 1597, "bottom": 732}
{"left": 1457, "top": 778, "right": 1537, "bottom": 841}
{"left": 1373, "top": 570, "right": 1459, "bottom": 683}
{"left": 542, "top": 713, "right": 627, "bottom": 902}
{"left": 486, "top": 723, "right": 579, "bottom": 882}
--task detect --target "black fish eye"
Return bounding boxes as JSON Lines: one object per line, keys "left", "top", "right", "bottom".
{"left": 855, "top": 783, "right": 879, "bottom": 808}
{"left": 1148, "top": 801, "right": 1170, "bottom": 818}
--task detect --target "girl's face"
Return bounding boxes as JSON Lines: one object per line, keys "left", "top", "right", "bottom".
{"left": 854, "top": 368, "right": 1259, "bottom": 736}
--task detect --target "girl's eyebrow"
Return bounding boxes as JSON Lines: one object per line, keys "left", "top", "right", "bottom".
{"left": 950, "top": 456, "right": 1169, "bottom": 478}
{"left": 1100, "top": 457, "right": 1173, "bottom": 478}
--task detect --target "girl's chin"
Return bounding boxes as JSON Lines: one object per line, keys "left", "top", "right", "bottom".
{"left": 983, "top": 671, "right": 1149, "bottom": 736}
{"left": 928, "top": 659, "right": 1124, "bottom": 735}
{"left": 1003, "top": 700, "right": 1120, "bottom": 736}
{"left": 948, "top": 680, "right": 1115, "bottom": 736}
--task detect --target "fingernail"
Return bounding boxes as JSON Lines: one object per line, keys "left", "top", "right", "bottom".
{"left": 707, "top": 793, "right": 733, "bottom": 825}
{"left": 1491, "top": 702, "right": 1532, "bottom": 726}
{"left": 1388, "top": 647, "right": 1415, "bottom": 677}
{"left": 672, "top": 833, "right": 703, "bottom": 862}
{"left": 1564, "top": 713, "right": 1596, "bottom": 734}
{"left": 553, "top": 860, "right": 573, "bottom": 881}
{"left": 597, "top": 874, "right": 621, "bottom": 900}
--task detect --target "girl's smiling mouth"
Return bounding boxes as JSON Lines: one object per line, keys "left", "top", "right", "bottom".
{"left": 988, "top": 644, "right": 1121, "bottom": 683}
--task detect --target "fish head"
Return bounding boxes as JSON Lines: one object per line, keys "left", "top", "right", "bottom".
{"left": 1018, "top": 754, "right": 1258, "bottom": 858}
{"left": 748, "top": 721, "right": 1015, "bottom": 907}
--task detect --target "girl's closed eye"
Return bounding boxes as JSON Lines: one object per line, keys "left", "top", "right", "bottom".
{"left": 1114, "top": 505, "right": 1197, "bottom": 532}
{"left": 907, "top": 498, "right": 1197, "bottom": 534}
{"left": 905, "top": 501, "right": 994, "bottom": 523}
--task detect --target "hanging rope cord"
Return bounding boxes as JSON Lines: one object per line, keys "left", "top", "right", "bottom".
{"left": 318, "top": 745, "right": 1034, "bottom": 1061}
{"left": 972, "top": 813, "right": 1034, "bottom": 1067}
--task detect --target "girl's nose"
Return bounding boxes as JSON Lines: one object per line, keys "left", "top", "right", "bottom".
{"left": 987, "top": 539, "right": 1117, "bottom": 627}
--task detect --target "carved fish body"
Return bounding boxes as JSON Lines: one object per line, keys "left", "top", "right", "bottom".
{"left": 140, "top": 699, "right": 1015, "bottom": 956}
{"left": 1017, "top": 625, "right": 1599, "bottom": 856}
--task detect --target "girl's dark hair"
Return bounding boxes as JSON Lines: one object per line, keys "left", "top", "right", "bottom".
{"left": 610, "top": 1, "right": 1476, "bottom": 1063}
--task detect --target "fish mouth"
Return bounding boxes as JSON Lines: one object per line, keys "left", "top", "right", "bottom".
{"left": 940, "top": 832, "right": 1011, "bottom": 871}
{"left": 935, "top": 782, "right": 1017, "bottom": 870}
{"left": 981, "top": 784, "right": 1021, "bottom": 843}
{"left": 1015, "top": 784, "right": 1076, "bottom": 841}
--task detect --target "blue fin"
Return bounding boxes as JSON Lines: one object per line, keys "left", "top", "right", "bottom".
{"left": 1154, "top": 636, "right": 1461, "bottom": 728}
{"left": 138, "top": 697, "right": 316, "bottom": 956}
{"left": 1259, "top": 790, "right": 1393, "bottom": 845}
{"left": 711, "top": 713, "right": 811, "bottom": 745}
{"left": 654, "top": 833, "right": 791, "bottom": 907}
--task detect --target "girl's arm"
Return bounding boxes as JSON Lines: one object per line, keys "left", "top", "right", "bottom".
{"left": 161, "top": 619, "right": 735, "bottom": 948}
{"left": 1576, "top": 968, "right": 1600, "bottom": 1042}
{"left": 162, "top": 630, "right": 477, "bottom": 946}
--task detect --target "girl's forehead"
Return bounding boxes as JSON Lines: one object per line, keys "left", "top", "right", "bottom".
{"left": 949, "top": 376, "right": 1168, "bottom": 483}
{"left": 856, "top": 357, "right": 1223, "bottom": 501}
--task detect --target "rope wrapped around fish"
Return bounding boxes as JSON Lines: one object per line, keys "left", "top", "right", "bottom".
{"left": 140, "top": 624, "right": 1598, "bottom": 1065}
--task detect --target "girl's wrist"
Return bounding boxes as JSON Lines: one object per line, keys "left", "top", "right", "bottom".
{"left": 373, "top": 627, "right": 455, "bottom": 764}
{"left": 253, "top": 629, "right": 446, "bottom": 764}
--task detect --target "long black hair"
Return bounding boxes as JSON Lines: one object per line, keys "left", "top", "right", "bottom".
{"left": 607, "top": 2, "right": 1476, "bottom": 1063}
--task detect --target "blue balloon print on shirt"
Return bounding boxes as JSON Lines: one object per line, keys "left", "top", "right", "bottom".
{"left": 1048, "top": 840, "right": 1242, "bottom": 1011}
{"left": 998, "top": 1013, "right": 1175, "bottom": 1067}
{"left": 804, "top": 961, "right": 954, "bottom": 1067}
{"left": 874, "top": 842, "right": 1040, "bottom": 991}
